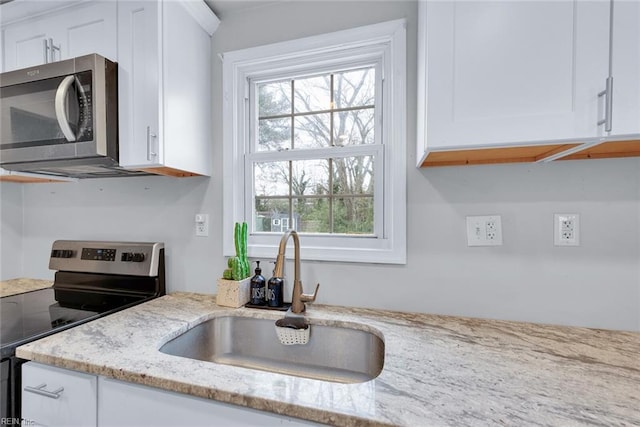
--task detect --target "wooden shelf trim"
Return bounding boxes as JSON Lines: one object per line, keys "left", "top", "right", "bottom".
{"left": 137, "top": 166, "right": 204, "bottom": 177}
{"left": 420, "top": 139, "right": 640, "bottom": 167}
{"left": 420, "top": 143, "right": 580, "bottom": 167}
{"left": 0, "top": 175, "right": 68, "bottom": 183}
{"left": 557, "top": 139, "right": 640, "bottom": 161}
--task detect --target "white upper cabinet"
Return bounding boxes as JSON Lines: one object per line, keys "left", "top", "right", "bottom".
{"left": 1, "top": 0, "right": 219, "bottom": 179}
{"left": 61, "top": 2, "right": 117, "bottom": 61}
{"left": 417, "top": 0, "right": 640, "bottom": 167}
{"left": 609, "top": 0, "right": 640, "bottom": 137}
{"left": 421, "top": 1, "right": 606, "bottom": 150}
{"left": 116, "top": 1, "right": 161, "bottom": 173}
{"left": 2, "top": 1, "right": 117, "bottom": 71}
{"left": 2, "top": 20, "right": 52, "bottom": 71}
{"left": 117, "top": 0, "right": 218, "bottom": 176}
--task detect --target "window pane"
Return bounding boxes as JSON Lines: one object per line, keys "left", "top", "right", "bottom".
{"left": 333, "top": 68, "right": 375, "bottom": 109}
{"left": 258, "top": 81, "right": 291, "bottom": 117}
{"left": 333, "top": 108, "right": 374, "bottom": 146}
{"left": 251, "top": 66, "right": 381, "bottom": 237}
{"left": 333, "top": 156, "right": 374, "bottom": 195}
{"left": 258, "top": 118, "right": 291, "bottom": 151}
{"left": 294, "top": 114, "right": 330, "bottom": 149}
{"left": 254, "top": 198, "right": 290, "bottom": 232}
{"left": 291, "top": 159, "right": 329, "bottom": 196}
{"left": 255, "top": 162, "right": 289, "bottom": 196}
{"left": 294, "top": 198, "right": 330, "bottom": 233}
{"left": 333, "top": 197, "right": 374, "bottom": 234}
{"left": 294, "top": 75, "right": 330, "bottom": 113}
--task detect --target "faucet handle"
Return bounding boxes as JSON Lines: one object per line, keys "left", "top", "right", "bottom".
{"left": 300, "top": 283, "right": 320, "bottom": 303}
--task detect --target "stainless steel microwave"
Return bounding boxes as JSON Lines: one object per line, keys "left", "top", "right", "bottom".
{"left": 0, "top": 54, "right": 144, "bottom": 178}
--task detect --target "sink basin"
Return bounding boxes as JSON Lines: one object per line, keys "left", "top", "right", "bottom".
{"left": 159, "top": 315, "right": 384, "bottom": 383}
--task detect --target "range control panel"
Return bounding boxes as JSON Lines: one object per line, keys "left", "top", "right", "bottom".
{"left": 49, "top": 240, "right": 164, "bottom": 276}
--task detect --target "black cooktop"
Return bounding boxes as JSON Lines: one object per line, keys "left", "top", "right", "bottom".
{"left": 0, "top": 288, "right": 101, "bottom": 356}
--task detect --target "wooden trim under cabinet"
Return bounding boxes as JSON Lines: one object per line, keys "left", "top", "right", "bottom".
{"left": 0, "top": 175, "right": 68, "bottom": 183}
{"left": 420, "top": 143, "right": 581, "bottom": 167}
{"left": 420, "top": 139, "right": 640, "bottom": 167}
{"left": 137, "top": 166, "right": 204, "bottom": 177}
{"left": 556, "top": 140, "right": 640, "bottom": 161}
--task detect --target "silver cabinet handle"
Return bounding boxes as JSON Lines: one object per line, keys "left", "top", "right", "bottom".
{"left": 24, "top": 383, "right": 64, "bottom": 399}
{"left": 146, "top": 126, "right": 157, "bottom": 161}
{"left": 55, "top": 75, "right": 78, "bottom": 142}
{"left": 43, "top": 39, "right": 50, "bottom": 63}
{"left": 597, "top": 76, "right": 613, "bottom": 132}
{"left": 598, "top": 0, "right": 614, "bottom": 133}
{"left": 48, "top": 38, "right": 60, "bottom": 63}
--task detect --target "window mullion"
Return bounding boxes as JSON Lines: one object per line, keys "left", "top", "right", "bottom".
{"left": 329, "top": 158, "right": 334, "bottom": 233}
{"left": 247, "top": 145, "right": 382, "bottom": 163}
{"left": 289, "top": 79, "right": 295, "bottom": 229}
{"left": 329, "top": 73, "right": 334, "bottom": 232}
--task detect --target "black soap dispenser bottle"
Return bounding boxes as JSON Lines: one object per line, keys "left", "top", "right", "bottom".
{"left": 267, "top": 261, "right": 284, "bottom": 307}
{"left": 249, "top": 261, "right": 266, "bottom": 305}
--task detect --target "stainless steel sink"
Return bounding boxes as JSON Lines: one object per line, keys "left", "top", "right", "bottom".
{"left": 159, "top": 315, "right": 384, "bottom": 383}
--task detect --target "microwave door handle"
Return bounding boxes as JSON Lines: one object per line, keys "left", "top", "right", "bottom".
{"left": 55, "top": 75, "right": 77, "bottom": 142}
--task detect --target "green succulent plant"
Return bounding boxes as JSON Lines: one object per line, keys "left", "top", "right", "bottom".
{"left": 222, "top": 222, "right": 249, "bottom": 280}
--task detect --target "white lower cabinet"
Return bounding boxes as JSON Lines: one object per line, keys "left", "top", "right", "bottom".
{"left": 21, "top": 362, "right": 97, "bottom": 427}
{"left": 98, "top": 377, "right": 322, "bottom": 427}
{"left": 22, "top": 363, "right": 322, "bottom": 426}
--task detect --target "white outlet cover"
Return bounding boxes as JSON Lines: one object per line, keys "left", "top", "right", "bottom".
{"left": 554, "top": 213, "right": 579, "bottom": 246}
{"left": 195, "top": 213, "right": 209, "bottom": 237}
{"left": 466, "top": 215, "right": 503, "bottom": 246}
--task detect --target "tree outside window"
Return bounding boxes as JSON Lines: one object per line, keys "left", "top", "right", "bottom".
{"left": 252, "top": 67, "right": 377, "bottom": 236}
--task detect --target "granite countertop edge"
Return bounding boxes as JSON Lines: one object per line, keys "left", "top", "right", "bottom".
{"left": 16, "top": 292, "right": 640, "bottom": 427}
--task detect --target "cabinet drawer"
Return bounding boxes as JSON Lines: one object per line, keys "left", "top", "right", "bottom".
{"left": 22, "top": 362, "right": 97, "bottom": 427}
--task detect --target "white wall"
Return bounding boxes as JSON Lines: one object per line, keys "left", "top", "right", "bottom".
{"left": 0, "top": 182, "right": 23, "bottom": 279}
{"left": 4, "top": 1, "right": 640, "bottom": 331}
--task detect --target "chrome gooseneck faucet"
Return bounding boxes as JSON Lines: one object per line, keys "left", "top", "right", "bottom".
{"left": 272, "top": 230, "right": 319, "bottom": 314}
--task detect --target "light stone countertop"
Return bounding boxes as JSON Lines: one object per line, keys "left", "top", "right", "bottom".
{"left": 16, "top": 292, "right": 640, "bottom": 426}
{"left": 0, "top": 278, "right": 53, "bottom": 297}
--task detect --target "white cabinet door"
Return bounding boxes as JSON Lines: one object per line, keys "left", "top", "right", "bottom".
{"left": 117, "top": 0, "right": 215, "bottom": 176}
{"left": 422, "top": 0, "right": 609, "bottom": 150}
{"left": 116, "top": 0, "right": 161, "bottom": 170}
{"left": 22, "top": 362, "right": 97, "bottom": 427}
{"left": 57, "top": 1, "right": 117, "bottom": 61}
{"left": 2, "top": 1, "right": 116, "bottom": 72}
{"left": 609, "top": 0, "right": 640, "bottom": 137}
{"left": 98, "top": 377, "right": 323, "bottom": 426}
{"left": 3, "top": 19, "right": 52, "bottom": 71}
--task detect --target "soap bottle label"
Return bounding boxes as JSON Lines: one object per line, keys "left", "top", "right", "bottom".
{"left": 267, "top": 278, "right": 283, "bottom": 307}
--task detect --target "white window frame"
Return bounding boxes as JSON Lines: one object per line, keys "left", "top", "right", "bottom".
{"left": 222, "top": 19, "right": 406, "bottom": 264}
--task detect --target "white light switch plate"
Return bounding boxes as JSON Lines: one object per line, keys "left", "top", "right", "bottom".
{"left": 466, "top": 215, "right": 503, "bottom": 246}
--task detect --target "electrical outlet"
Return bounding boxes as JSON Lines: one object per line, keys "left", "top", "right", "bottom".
{"left": 466, "top": 215, "right": 503, "bottom": 246}
{"left": 554, "top": 213, "right": 579, "bottom": 246}
{"left": 195, "top": 214, "right": 209, "bottom": 237}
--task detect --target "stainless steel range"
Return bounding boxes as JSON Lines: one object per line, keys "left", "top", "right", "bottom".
{"left": 0, "top": 240, "right": 165, "bottom": 421}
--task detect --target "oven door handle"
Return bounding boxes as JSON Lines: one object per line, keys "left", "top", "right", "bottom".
{"left": 24, "top": 383, "right": 64, "bottom": 399}
{"left": 55, "top": 75, "right": 78, "bottom": 142}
